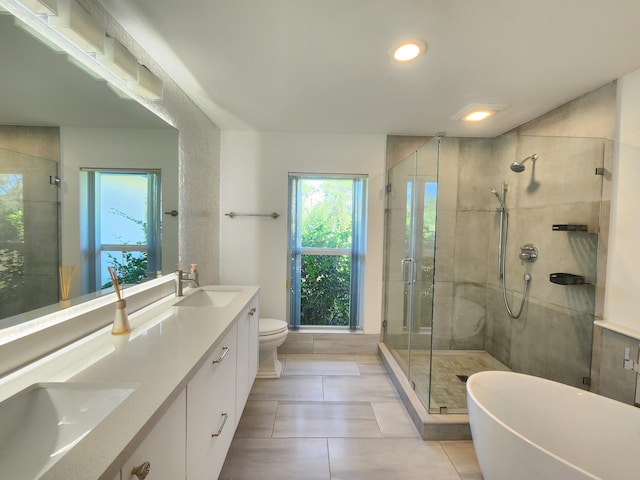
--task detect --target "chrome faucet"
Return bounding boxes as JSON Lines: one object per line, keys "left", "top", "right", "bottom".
{"left": 175, "top": 266, "right": 199, "bottom": 296}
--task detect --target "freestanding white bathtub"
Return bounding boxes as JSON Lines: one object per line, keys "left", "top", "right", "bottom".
{"left": 467, "top": 371, "right": 640, "bottom": 480}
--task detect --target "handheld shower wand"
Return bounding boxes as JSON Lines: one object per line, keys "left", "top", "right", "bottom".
{"left": 489, "top": 187, "right": 507, "bottom": 212}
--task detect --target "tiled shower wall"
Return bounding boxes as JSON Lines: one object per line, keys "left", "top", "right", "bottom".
{"left": 482, "top": 134, "right": 608, "bottom": 388}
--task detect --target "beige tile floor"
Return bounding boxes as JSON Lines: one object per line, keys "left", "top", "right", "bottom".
{"left": 220, "top": 353, "right": 484, "bottom": 479}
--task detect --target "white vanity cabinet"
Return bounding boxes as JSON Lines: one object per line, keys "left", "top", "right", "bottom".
{"left": 235, "top": 296, "right": 259, "bottom": 421}
{"left": 186, "top": 323, "right": 238, "bottom": 480}
{"left": 120, "top": 389, "right": 186, "bottom": 480}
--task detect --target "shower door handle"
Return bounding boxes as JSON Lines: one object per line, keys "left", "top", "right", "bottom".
{"left": 401, "top": 258, "right": 416, "bottom": 284}
{"left": 401, "top": 258, "right": 410, "bottom": 283}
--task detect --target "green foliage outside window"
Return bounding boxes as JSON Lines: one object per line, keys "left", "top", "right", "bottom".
{"left": 299, "top": 179, "right": 353, "bottom": 326}
{"left": 300, "top": 255, "right": 351, "bottom": 326}
{"left": 0, "top": 174, "right": 25, "bottom": 304}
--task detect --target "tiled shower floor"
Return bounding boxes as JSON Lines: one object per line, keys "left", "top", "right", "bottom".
{"left": 391, "top": 349, "right": 510, "bottom": 413}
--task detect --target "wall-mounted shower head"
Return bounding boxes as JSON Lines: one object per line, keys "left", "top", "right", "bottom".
{"left": 510, "top": 153, "right": 538, "bottom": 173}
{"left": 510, "top": 162, "right": 526, "bottom": 173}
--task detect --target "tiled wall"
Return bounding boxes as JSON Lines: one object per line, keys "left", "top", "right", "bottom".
{"left": 591, "top": 327, "right": 639, "bottom": 403}
{"left": 482, "top": 134, "right": 607, "bottom": 388}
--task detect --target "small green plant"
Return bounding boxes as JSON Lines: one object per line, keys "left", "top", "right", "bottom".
{"left": 101, "top": 251, "right": 148, "bottom": 289}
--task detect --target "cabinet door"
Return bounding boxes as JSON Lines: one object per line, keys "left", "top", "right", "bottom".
{"left": 235, "top": 297, "right": 259, "bottom": 420}
{"left": 121, "top": 389, "right": 186, "bottom": 480}
{"left": 186, "top": 324, "right": 238, "bottom": 480}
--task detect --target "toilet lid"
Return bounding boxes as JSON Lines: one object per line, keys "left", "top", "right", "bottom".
{"left": 259, "top": 318, "right": 288, "bottom": 335}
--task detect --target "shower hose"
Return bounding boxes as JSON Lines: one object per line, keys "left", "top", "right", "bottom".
{"left": 500, "top": 212, "right": 531, "bottom": 319}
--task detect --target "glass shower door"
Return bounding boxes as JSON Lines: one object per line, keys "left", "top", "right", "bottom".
{"left": 383, "top": 150, "right": 417, "bottom": 377}
{"left": 383, "top": 137, "right": 439, "bottom": 409}
{"left": 409, "top": 140, "right": 438, "bottom": 408}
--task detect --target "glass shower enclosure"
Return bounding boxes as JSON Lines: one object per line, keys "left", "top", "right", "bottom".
{"left": 383, "top": 138, "right": 438, "bottom": 409}
{"left": 383, "top": 134, "right": 607, "bottom": 416}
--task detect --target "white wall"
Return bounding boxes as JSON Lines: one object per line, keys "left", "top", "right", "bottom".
{"left": 61, "top": 126, "right": 179, "bottom": 297}
{"left": 603, "top": 68, "right": 640, "bottom": 333}
{"left": 220, "top": 131, "right": 386, "bottom": 334}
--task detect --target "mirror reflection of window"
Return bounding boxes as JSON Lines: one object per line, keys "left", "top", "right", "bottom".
{"left": 81, "top": 169, "right": 161, "bottom": 293}
{"left": 0, "top": 173, "right": 25, "bottom": 316}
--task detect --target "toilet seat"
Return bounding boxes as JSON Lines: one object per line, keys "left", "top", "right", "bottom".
{"left": 259, "top": 318, "right": 288, "bottom": 336}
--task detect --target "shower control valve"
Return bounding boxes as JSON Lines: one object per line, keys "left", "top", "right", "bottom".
{"left": 519, "top": 244, "right": 538, "bottom": 263}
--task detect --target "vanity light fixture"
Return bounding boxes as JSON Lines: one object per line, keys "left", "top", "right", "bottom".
{"left": 47, "top": 0, "right": 104, "bottom": 54}
{"left": 452, "top": 103, "right": 509, "bottom": 122}
{"left": 7, "top": 0, "right": 162, "bottom": 102}
{"left": 393, "top": 40, "right": 426, "bottom": 62}
{"left": 19, "top": 0, "right": 57, "bottom": 16}
{"left": 129, "top": 65, "right": 164, "bottom": 101}
{"left": 97, "top": 37, "right": 138, "bottom": 81}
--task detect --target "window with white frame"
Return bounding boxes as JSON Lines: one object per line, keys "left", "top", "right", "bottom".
{"left": 81, "top": 169, "right": 161, "bottom": 292}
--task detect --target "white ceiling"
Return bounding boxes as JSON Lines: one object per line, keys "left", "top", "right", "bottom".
{"left": 98, "top": 0, "right": 640, "bottom": 137}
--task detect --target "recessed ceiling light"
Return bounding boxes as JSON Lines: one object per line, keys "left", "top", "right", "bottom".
{"left": 464, "top": 110, "right": 494, "bottom": 122}
{"left": 452, "top": 103, "right": 509, "bottom": 122}
{"left": 393, "top": 40, "right": 426, "bottom": 62}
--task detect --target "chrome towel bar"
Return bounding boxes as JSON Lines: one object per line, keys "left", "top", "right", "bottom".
{"left": 225, "top": 212, "right": 280, "bottom": 219}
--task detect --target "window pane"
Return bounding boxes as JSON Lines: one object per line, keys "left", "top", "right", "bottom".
{"left": 99, "top": 173, "right": 148, "bottom": 245}
{"left": 423, "top": 182, "right": 437, "bottom": 253}
{"left": 300, "top": 254, "right": 351, "bottom": 326}
{"left": 88, "top": 171, "right": 160, "bottom": 291}
{"left": 300, "top": 179, "right": 353, "bottom": 249}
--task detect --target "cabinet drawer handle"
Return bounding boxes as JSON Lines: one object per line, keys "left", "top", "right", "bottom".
{"left": 211, "top": 412, "right": 229, "bottom": 437}
{"left": 131, "top": 461, "right": 151, "bottom": 480}
{"left": 212, "top": 346, "right": 230, "bottom": 364}
{"left": 248, "top": 307, "right": 256, "bottom": 316}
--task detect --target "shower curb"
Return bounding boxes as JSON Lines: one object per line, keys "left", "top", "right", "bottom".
{"left": 378, "top": 343, "right": 472, "bottom": 441}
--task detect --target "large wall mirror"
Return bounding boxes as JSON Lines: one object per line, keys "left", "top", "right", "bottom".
{"left": 0, "top": 9, "right": 179, "bottom": 329}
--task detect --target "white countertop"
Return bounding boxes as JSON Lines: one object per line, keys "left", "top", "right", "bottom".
{"left": 0, "top": 284, "right": 260, "bottom": 480}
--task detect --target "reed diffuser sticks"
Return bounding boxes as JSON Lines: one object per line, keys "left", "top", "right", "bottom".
{"left": 59, "top": 265, "right": 77, "bottom": 306}
{"left": 108, "top": 266, "right": 122, "bottom": 300}
{"left": 109, "top": 266, "right": 131, "bottom": 335}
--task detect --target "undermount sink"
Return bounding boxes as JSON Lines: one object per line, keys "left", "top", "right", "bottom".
{"left": 0, "top": 382, "right": 136, "bottom": 480}
{"left": 174, "top": 288, "right": 240, "bottom": 308}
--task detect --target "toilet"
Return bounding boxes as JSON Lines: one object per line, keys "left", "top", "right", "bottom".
{"left": 257, "top": 318, "right": 288, "bottom": 378}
